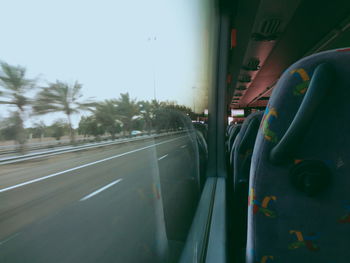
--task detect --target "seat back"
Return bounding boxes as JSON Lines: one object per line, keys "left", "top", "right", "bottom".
{"left": 246, "top": 48, "right": 350, "bottom": 262}
{"left": 231, "top": 111, "right": 263, "bottom": 261}
{"left": 233, "top": 111, "right": 263, "bottom": 191}
{"left": 227, "top": 124, "right": 234, "bottom": 137}
{"left": 227, "top": 124, "right": 241, "bottom": 158}
{"left": 195, "top": 129, "right": 208, "bottom": 190}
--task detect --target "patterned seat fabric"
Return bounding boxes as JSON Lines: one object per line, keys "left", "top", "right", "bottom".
{"left": 246, "top": 48, "right": 350, "bottom": 263}
{"left": 231, "top": 112, "right": 263, "bottom": 261}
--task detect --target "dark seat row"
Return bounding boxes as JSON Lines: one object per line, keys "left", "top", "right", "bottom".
{"left": 227, "top": 48, "right": 350, "bottom": 262}
{"left": 226, "top": 112, "right": 263, "bottom": 261}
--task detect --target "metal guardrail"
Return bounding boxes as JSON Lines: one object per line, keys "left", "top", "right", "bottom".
{"left": 0, "top": 134, "right": 140, "bottom": 155}
{"left": 0, "top": 131, "right": 186, "bottom": 165}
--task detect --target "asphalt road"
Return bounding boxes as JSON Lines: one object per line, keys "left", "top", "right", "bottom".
{"left": 0, "top": 133, "right": 200, "bottom": 263}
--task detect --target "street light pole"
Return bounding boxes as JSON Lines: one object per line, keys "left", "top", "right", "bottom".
{"left": 192, "top": 86, "right": 196, "bottom": 113}
{"left": 153, "top": 68, "right": 156, "bottom": 101}
{"left": 148, "top": 36, "right": 157, "bottom": 101}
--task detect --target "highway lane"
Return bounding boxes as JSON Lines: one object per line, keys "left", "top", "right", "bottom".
{"left": 0, "top": 134, "right": 185, "bottom": 189}
{"left": 0, "top": 133, "right": 201, "bottom": 263}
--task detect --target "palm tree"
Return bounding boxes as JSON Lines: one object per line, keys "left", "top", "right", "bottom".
{"left": 114, "top": 93, "right": 139, "bottom": 135}
{"left": 0, "top": 62, "right": 36, "bottom": 152}
{"left": 33, "top": 81, "right": 95, "bottom": 143}
{"left": 93, "top": 100, "right": 122, "bottom": 139}
{"left": 138, "top": 100, "right": 155, "bottom": 134}
{"left": 49, "top": 119, "right": 69, "bottom": 141}
{"left": 78, "top": 115, "right": 105, "bottom": 140}
{"left": 32, "top": 121, "right": 46, "bottom": 141}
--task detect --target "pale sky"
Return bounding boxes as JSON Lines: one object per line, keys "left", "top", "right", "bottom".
{"left": 0, "top": 0, "right": 216, "bottom": 127}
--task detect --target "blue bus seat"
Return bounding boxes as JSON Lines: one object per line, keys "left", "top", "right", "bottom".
{"left": 227, "top": 124, "right": 242, "bottom": 156}
{"left": 246, "top": 48, "right": 350, "bottom": 262}
{"left": 231, "top": 111, "right": 263, "bottom": 261}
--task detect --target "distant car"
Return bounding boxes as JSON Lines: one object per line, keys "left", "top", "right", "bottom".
{"left": 131, "top": 130, "right": 142, "bottom": 136}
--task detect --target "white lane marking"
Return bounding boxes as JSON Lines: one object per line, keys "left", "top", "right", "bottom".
{"left": 158, "top": 154, "right": 168, "bottom": 161}
{"left": 0, "top": 136, "right": 186, "bottom": 193}
{"left": 180, "top": 145, "right": 187, "bottom": 148}
{"left": 80, "top": 179, "right": 123, "bottom": 201}
{"left": 0, "top": 233, "right": 20, "bottom": 246}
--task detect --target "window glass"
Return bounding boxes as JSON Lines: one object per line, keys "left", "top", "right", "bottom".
{"left": 0, "top": 0, "right": 217, "bottom": 262}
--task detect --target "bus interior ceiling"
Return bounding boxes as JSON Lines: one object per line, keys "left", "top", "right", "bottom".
{"left": 224, "top": 0, "right": 350, "bottom": 111}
